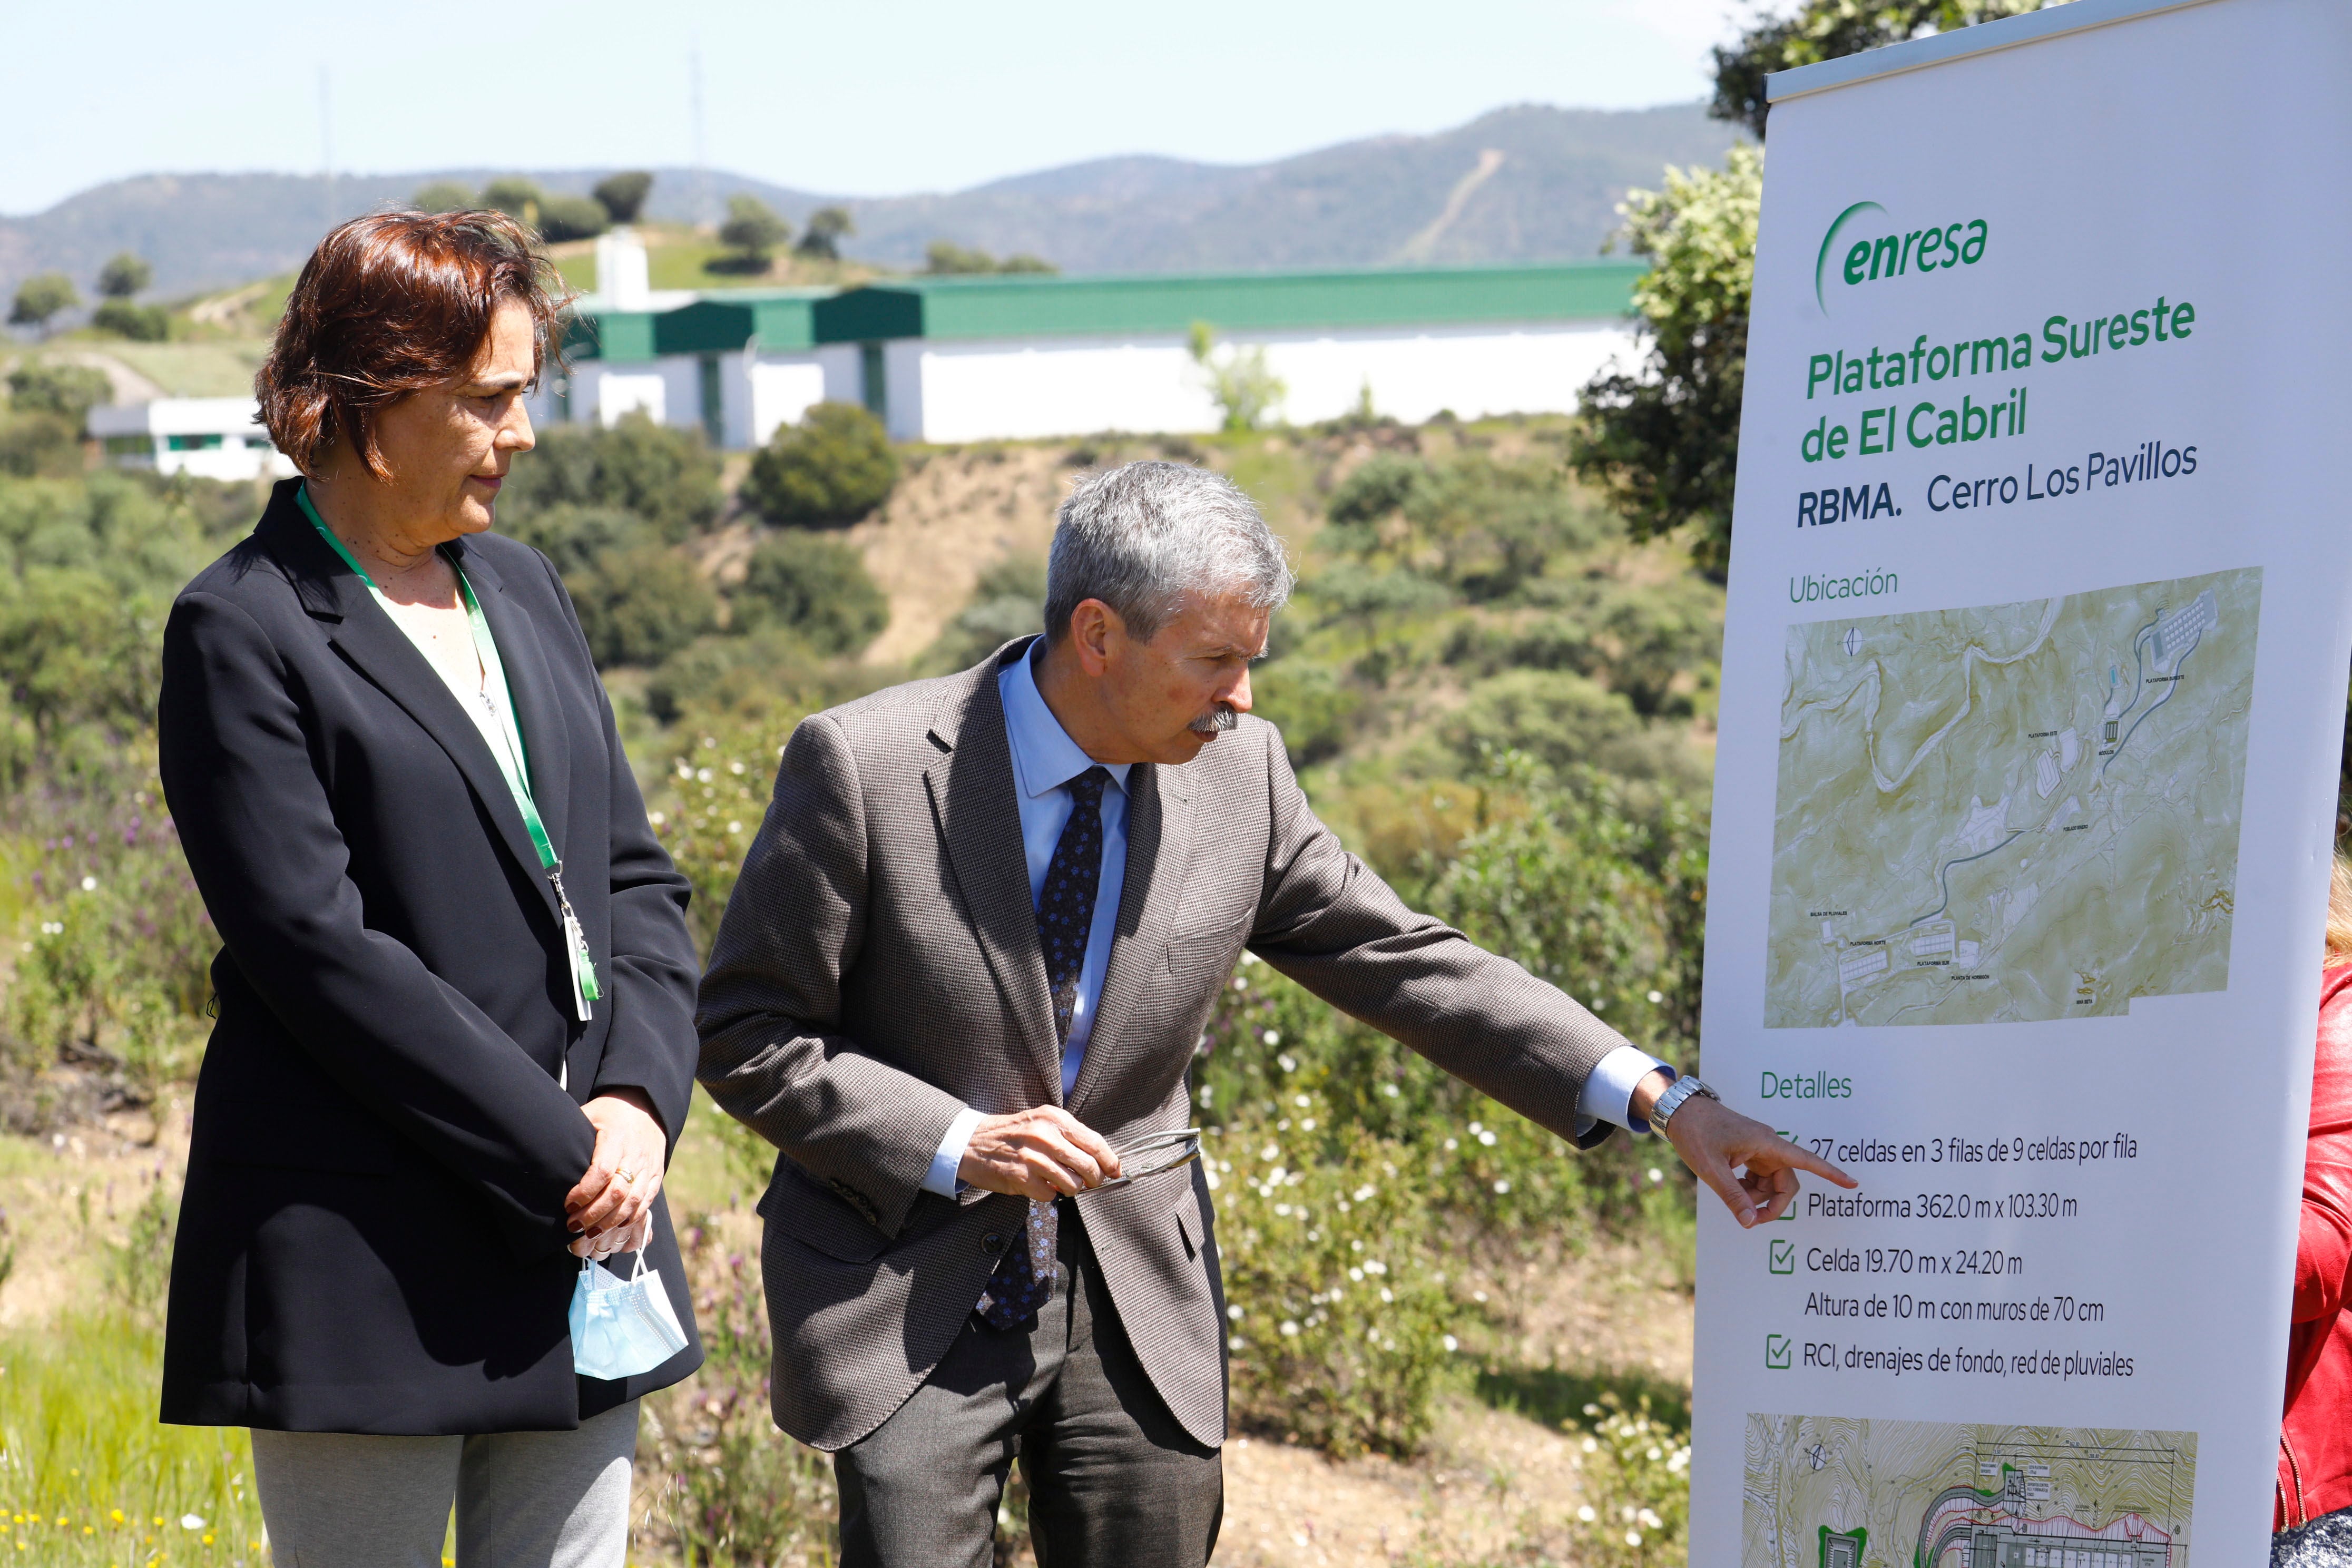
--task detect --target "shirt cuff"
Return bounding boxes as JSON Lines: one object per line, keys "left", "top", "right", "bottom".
{"left": 922, "top": 1106, "right": 988, "bottom": 1198}
{"left": 1576, "top": 1044, "right": 1674, "bottom": 1135}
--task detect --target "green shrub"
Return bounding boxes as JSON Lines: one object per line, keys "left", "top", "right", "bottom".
{"left": 571, "top": 545, "right": 718, "bottom": 667}
{"left": 7, "top": 362, "right": 111, "bottom": 426}
{"left": 96, "top": 253, "right": 152, "bottom": 301}
{"left": 640, "top": 1214, "right": 837, "bottom": 1565}
{"left": 0, "top": 414, "right": 81, "bottom": 479}
{"left": 1249, "top": 662, "right": 1366, "bottom": 768}
{"left": 412, "top": 180, "right": 475, "bottom": 213}
{"left": 7, "top": 272, "right": 78, "bottom": 335}
{"left": 91, "top": 301, "right": 170, "bottom": 342}
{"left": 714, "top": 195, "right": 790, "bottom": 272}
{"left": 482, "top": 177, "right": 543, "bottom": 218}
{"left": 1442, "top": 669, "right": 1642, "bottom": 778}
{"left": 1216, "top": 1116, "right": 1459, "bottom": 1456}
{"left": 1326, "top": 452, "right": 1429, "bottom": 527}
{"left": 593, "top": 171, "right": 653, "bottom": 225}
{"left": 536, "top": 194, "right": 609, "bottom": 243}
{"left": 744, "top": 403, "right": 898, "bottom": 528}
{"left": 1565, "top": 1392, "right": 1692, "bottom": 1567}
{"left": 502, "top": 412, "right": 722, "bottom": 543}
{"left": 501, "top": 502, "right": 652, "bottom": 577}
{"left": 7, "top": 753, "right": 215, "bottom": 1094}
{"left": 734, "top": 532, "right": 888, "bottom": 655}
{"left": 642, "top": 713, "right": 811, "bottom": 952}
{"left": 1188, "top": 322, "right": 1285, "bottom": 432}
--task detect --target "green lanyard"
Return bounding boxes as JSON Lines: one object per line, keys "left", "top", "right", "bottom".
{"left": 298, "top": 486, "right": 602, "bottom": 1018}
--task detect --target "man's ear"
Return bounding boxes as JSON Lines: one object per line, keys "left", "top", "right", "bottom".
{"left": 1069, "top": 599, "right": 1125, "bottom": 678}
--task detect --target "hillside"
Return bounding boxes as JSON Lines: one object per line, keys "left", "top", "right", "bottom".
{"left": 0, "top": 101, "right": 1740, "bottom": 301}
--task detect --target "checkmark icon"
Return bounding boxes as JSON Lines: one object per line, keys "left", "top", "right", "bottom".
{"left": 1769, "top": 1239, "right": 1796, "bottom": 1274}
{"left": 1766, "top": 1334, "right": 1793, "bottom": 1369}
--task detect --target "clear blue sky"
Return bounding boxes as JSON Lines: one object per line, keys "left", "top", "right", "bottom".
{"left": 3, "top": 0, "right": 1746, "bottom": 215}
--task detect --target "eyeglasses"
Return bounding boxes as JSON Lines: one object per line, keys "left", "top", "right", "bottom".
{"left": 1086, "top": 1128, "right": 1204, "bottom": 1192}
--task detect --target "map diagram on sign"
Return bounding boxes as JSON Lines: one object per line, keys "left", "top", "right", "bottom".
{"left": 1742, "top": 1413, "right": 2195, "bottom": 1567}
{"left": 1768, "top": 569, "right": 2260, "bottom": 1027}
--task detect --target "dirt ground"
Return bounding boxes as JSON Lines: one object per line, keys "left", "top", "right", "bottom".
{"left": 849, "top": 446, "right": 1077, "bottom": 667}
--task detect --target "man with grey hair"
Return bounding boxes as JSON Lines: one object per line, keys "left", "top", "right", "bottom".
{"left": 697, "top": 460, "right": 1848, "bottom": 1566}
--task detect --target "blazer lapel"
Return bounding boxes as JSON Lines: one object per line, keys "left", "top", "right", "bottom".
{"left": 1069, "top": 760, "right": 1194, "bottom": 1118}
{"left": 457, "top": 542, "right": 572, "bottom": 861}
{"left": 924, "top": 655, "right": 1064, "bottom": 1105}
{"left": 258, "top": 498, "right": 562, "bottom": 929}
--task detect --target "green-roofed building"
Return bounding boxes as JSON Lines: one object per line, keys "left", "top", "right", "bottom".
{"left": 544, "top": 236, "right": 848, "bottom": 450}
{"left": 810, "top": 261, "right": 1642, "bottom": 444}
{"left": 536, "top": 233, "right": 1640, "bottom": 449}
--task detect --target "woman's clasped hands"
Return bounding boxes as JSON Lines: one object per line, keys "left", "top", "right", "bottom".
{"left": 567, "top": 1089, "right": 667, "bottom": 1260}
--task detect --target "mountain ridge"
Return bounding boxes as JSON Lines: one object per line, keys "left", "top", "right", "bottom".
{"left": 0, "top": 101, "right": 1740, "bottom": 303}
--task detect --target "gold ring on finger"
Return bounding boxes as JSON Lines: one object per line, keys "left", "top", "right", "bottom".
{"left": 616, "top": 1167, "right": 639, "bottom": 1183}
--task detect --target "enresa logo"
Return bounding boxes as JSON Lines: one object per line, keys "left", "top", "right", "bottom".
{"left": 1813, "top": 201, "right": 1988, "bottom": 311}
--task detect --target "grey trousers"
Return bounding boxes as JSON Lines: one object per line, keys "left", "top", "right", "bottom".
{"left": 835, "top": 1205, "right": 1222, "bottom": 1568}
{"left": 248, "top": 1398, "right": 639, "bottom": 1568}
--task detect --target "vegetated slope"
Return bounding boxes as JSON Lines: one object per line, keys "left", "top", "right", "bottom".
{"left": 0, "top": 102, "right": 1739, "bottom": 300}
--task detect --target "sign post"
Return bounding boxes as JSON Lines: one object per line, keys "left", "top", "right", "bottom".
{"left": 1693, "top": 2, "right": 2352, "bottom": 1562}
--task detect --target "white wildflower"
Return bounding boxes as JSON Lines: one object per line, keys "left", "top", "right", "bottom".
{"left": 1279, "top": 1320, "right": 1300, "bottom": 1337}
{"left": 1577, "top": 1506, "right": 1596, "bottom": 1523}
{"left": 1493, "top": 1179, "right": 1511, "bottom": 1194}
{"left": 1442, "top": 1334, "right": 1458, "bottom": 1351}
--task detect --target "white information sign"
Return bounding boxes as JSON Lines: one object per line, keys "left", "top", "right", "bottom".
{"left": 1693, "top": 3, "right": 2352, "bottom": 1563}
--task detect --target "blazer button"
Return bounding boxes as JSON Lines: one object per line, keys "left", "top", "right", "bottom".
{"left": 983, "top": 1232, "right": 1007, "bottom": 1256}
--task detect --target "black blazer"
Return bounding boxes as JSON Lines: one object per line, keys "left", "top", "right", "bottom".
{"left": 156, "top": 479, "right": 703, "bottom": 1434}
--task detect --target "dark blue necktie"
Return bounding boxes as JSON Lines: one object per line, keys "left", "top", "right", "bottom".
{"left": 977, "top": 766, "right": 1110, "bottom": 1331}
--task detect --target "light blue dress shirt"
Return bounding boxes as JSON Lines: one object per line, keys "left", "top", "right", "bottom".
{"left": 920, "top": 642, "right": 1667, "bottom": 1197}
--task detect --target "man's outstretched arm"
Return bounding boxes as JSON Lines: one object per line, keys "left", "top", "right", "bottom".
{"left": 1245, "top": 722, "right": 1855, "bottom": 1222}
{"left": 1632, "top": 1070, "right": 1858, "bottom": 1226}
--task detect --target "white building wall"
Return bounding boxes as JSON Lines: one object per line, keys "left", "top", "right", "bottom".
{"left": 743, "top": 354, "right": 830, "bottom": 449}
{"left": 87, "top": 397, "right": 296, "bottom": 481}
{"left": 897, "top": 319, "right": 1641, "bottom": 444}
{"left": 879, "top": 339, "right": 931, "bottom": 444}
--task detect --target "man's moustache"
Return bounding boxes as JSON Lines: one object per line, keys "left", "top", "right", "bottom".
{"left": 1189, "top": 704, "right": 1239, "bottom": 736}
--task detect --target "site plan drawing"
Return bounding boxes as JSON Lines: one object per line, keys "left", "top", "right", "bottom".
{"left": 1743, "top": 1413, "right": 2194, "bottom": 1567}
{"left": 1768, "top": 569, "right": 2260, "bottom": 1027}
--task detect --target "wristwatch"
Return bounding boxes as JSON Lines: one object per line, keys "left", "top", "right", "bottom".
{"left": 1649, "top": 1074, "right": 1719, "bottom": 1132}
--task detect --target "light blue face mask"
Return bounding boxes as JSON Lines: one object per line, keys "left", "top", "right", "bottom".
{"left": 569, "top": 1248, "right": 689, "bottom": 1381}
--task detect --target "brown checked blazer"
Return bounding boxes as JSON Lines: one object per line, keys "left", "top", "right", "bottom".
{"left": 695, "top": 638, "right": 1634, "bottom": 1451}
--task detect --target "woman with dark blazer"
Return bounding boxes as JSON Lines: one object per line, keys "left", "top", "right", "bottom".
{"left": 157, "top": 210, "right": 702, "bottom": 1565}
